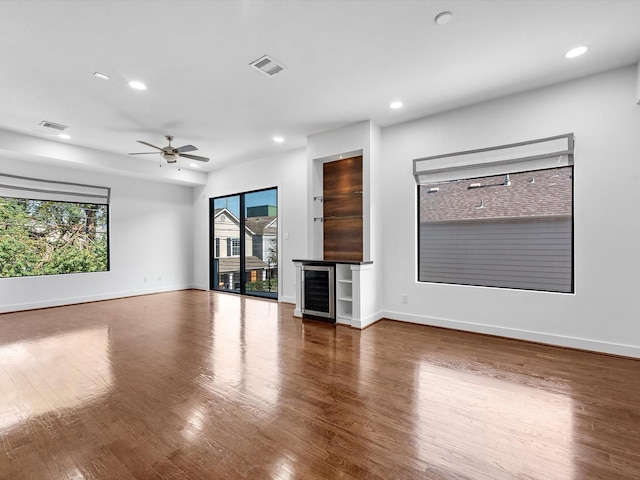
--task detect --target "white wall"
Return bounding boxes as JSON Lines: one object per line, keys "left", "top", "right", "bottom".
{"left": 0, "top": 159, "right": 194, "bottom": 313}
{"left": 380, "top": 65, "right": 640, "bottom": 357}
{"left": 191, "top": 148, "right": 307, "bottom": 304}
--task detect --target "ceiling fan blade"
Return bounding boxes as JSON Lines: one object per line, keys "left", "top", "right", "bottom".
{"left": 129, "top": 152, "right": 160, "bottom": 155}
{"left": 136, "top": 140, "right": 164, "bottom": 151}
{"left": 176, "top": 144, "right": 198, "bottom": 153}
{"left": 181, "top": 153, "right": 210, "bottom": 162}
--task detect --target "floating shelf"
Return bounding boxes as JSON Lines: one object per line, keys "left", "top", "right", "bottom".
{"left": 314, "top": 191, "right": 362, "bottom": 202}
{"left": 314, "top": 215, "right": 362, "bottom": 222}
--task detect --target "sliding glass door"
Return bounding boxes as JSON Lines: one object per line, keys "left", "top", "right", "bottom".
{"left": 211, "top": 188, "right": 277, "bottom": 299}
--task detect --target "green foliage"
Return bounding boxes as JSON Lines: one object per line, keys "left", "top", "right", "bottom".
{"left": 0, "top": 197, "right": 108, "bottom": 278}
{"left": 245, "top": 278, "right": 278, "bottom": 292}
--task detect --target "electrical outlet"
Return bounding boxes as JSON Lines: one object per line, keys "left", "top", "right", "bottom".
{"left": 157, "top": 276, "right": 162, "bottom": 281}
{"left": 401, "top": 294, "right": 409, "bottom": 304}
{"left": 144, "top": 277, "right": 148, "bottom": 283}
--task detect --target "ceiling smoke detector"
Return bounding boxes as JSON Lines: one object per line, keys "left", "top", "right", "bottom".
{"left": 39, "top": 120, "right": 68, "bottom": 131}
{"left": 249, "top": 55, "right": 285, "bottom": 76}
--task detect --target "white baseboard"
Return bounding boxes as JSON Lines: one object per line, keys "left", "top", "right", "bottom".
{"left": 383, "top": 310, "right": 640, "bottom": 358}
{"left": 0, "top": 285, "right": 194, "bottom": 314}
{"left": 352, "top": 311, "right": 384, "bottom": 329}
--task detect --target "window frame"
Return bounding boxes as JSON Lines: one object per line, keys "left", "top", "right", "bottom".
{"left": 0, "top": 196, "right": 110, "bottom": 278}
{"left": 414, "top": 134, "right": 574, "bottom": 294}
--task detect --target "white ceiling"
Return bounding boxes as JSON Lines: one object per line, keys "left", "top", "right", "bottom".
{"left": 2, "top": 0, "right": 640, "bottom": 180}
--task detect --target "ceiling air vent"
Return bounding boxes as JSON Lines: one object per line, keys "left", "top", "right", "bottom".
{"left": 249, "top": 55, "right": 284, "bottom": 76}
{"left": 39, "top": 120, "right": 68, "bottom": 131}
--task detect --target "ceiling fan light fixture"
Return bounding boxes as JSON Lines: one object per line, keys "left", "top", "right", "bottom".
{"left": 162, "top": 152, "right": 178, "bottom": 163}
{"left": 129, "top": 135, "right": 210, "bottom": 164}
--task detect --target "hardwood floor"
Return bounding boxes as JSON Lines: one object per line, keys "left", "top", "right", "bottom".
{"left": 1, "top": 290, "right": 639, "bottom": 479}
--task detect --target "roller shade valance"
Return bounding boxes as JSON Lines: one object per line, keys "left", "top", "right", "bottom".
{"left": 0, "top": 173, "right": 110, "bottom": 204}
{"left": 414, "top": 133, "right": 574, "bottom": 184}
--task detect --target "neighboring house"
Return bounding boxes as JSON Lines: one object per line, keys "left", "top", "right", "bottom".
{"left": 245, "top": 215, "right": 277, "bottom": 262}
{"left": 212, "top": 207, "right": 277, "bottom": 290}
{"left": 419, "top": 168, "right": 572, "bottom": 222}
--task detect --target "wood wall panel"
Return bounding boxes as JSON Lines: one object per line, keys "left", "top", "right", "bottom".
{"left": 323, "top": 217, "right": 363, "bottom": 262}
{"left": 323, "top": 156, "right": 363, "bottom": 195}
{"left": 323, "top": 195, "right": 362, "bottom": 217}
{"left": 323, "top": 156, "right": 363, "bottom": 261}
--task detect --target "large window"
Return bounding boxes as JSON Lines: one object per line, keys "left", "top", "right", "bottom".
{"left": 415, "top": 134, "right": 574, "bottom": 293}
{"left": 0, "top": 174, "right": 110, "bottom": 278}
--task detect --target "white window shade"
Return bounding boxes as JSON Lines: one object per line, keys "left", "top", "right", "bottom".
{"left": 0, "top": 173, "right": 110, "bottom": 204}
{"left": 414, "top": 134, "right": 574, "bottom": 184}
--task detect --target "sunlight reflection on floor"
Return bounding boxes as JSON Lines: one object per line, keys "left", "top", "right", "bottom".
{"left": 0, "top": 326, "right": 113, "bottom": 432}
{"left": 416, "top": 362, "right": 574, "bottom": 478}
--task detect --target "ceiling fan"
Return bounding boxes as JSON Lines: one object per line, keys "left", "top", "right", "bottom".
{"left": 129, "top": 135, "right": 210, "bottom": 165}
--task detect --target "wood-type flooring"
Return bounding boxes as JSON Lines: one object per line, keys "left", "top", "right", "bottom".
{"left": 1, "top": 290, "right": 639, "bottom": 479}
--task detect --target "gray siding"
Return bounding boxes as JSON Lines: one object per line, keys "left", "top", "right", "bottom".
{"left": 419, "top": 218, "right": 572, "bottom": 292}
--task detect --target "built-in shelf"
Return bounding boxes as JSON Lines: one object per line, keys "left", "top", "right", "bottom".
{"left": 314, "top": 191, "right": 362, "bottom": 202}
{"left": 335, "top": 263, "right": 353, "bottom": 323}
{"left": 314, "top": 215, "right": 362, "bottom": 222}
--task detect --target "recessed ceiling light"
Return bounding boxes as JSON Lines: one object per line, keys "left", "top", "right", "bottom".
{"left": 58, "top": 134, "right": 71, "bottom": 140}
{"left": 565, "top": 46, "right": 588, "bottom": 58}
{"left": 390, "top": 101, "right": 403, "bottom": 109}
{"left": 93, "top": 72, "right": 110, "bottom": 80}
{"left": 128, "top": 80, "right": 147, "bottom": 90}
{"left": 273, "top": 136, "right": 285, "bottom": 143}
{"left": 434, "top": 11, "right": 453, "bottom": 25}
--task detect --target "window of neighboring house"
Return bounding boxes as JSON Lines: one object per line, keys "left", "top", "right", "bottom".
{"left": 415, "top": 134, "right": 574, "bottom": 293}
{"left": 215, "top": 237, "right": 220, "bottom": 258}
{"left": 231, "top": 238, "right": 240, "bottom": 256}
{"left": 0, "top": 174, "right": 110, "bottom": 278}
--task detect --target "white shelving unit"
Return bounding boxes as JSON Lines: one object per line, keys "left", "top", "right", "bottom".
{"left": 335, "top": 263, "right": 353, "bottom": 325}
{"left": 293, "top": 260, "right": 377, "bottom": 329}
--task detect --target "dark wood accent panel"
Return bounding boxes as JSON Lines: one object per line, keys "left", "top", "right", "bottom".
{"left": 1, "top": 290, "right": 640, "bottom": 479}
{"left": 323, "top": 156, "right": 363, "bottom": 196}
{"left": 323, "top": 156, "right": 363, "bottom": 261}
{"left": 323, "top": 216, "right": 363, "bottom": 262}
{"left": 323, "top": 194, "right": 362, "bottom": 217}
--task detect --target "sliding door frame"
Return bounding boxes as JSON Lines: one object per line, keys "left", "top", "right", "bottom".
{"left": 209, "top": 186, "right": 278, "bottom": 299}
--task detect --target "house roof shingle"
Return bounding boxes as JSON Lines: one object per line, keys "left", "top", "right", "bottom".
{"left": 419, "top": 167, "right": 572, "bottom": 222}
